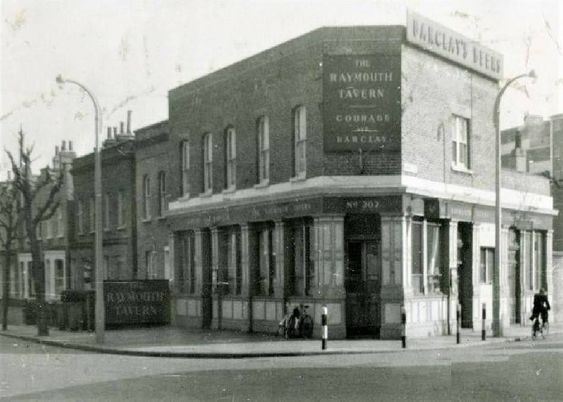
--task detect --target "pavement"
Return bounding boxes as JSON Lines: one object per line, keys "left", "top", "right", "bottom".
{"left": 1, "top": 322, "right": 561, "bottom": 359}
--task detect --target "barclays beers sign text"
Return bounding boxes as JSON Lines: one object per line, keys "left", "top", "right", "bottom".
{"left": 406, "top": 11, "right": 503, "bottom": 80}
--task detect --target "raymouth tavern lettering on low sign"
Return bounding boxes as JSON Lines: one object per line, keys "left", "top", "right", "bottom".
{"left": 406, "top": 10, "right": 504, "bottom": 80}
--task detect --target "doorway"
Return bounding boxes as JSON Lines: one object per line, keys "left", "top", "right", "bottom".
{"left": 457, "top": 222, "right": 473, "bottom": 328}
{"left": 345, "top": 240, "right": 381, "bottom": 337}
{"left": 201, "top": 230, "right": 212, "bottom": 329}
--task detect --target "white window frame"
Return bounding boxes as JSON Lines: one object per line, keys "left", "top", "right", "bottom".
{"left": 452, "top": 115, "right": 470, "bottom": 170}
{"left": 203, "top": 133, "right": 213, "bottom": 193}
{"left": 293, "top": 106, "right": 307, "bottom": 178}
{"left": 181, "top": 140, "right": 190, "bottom": 197}
{"left": 158, "top": 171, "right": 166, "bottom": 217}
{"left": 257, "top": 116, "right": 270, "bottom": 184}
{"left": 142, "top": 175, "right": 151, "bottom": 220}
{"left": 225, "top": 127, "right": 237, "bottom": 190}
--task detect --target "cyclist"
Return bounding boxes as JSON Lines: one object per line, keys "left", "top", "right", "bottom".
{"left": 530, "top": 288, "right": 550, "bottom": 337}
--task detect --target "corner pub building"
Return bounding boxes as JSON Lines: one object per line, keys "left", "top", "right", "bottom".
{"left": 165, "top": 14, "right": 555, "bottom": 339}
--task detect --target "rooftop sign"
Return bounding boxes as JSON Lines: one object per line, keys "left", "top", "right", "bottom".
{"left": 406, "top": 11, "right": 503, "bottom": 80}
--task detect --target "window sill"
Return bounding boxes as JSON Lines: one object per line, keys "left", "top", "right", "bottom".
{"left": 254, "top": 180, "right": 270, "bottom": 189}
{"left": 141, "top": 218, "right": 152, "bottom": 224}
{"left": 157, "top": 215, "right": 167, "bottom": 221}
{"left": 222, "top": 186, "right": 236, "bottom": 194}
{"left": 290, "top": 174, "right": 306, "bottom": 183}
{"left": 117, "top": 225, "right": 126, "bottom": 231}
{"left": 199, "top": 190, "right": 213, "bottom": 198}
{"left": 451, "top": 163, "right": 473, "bottom": 175}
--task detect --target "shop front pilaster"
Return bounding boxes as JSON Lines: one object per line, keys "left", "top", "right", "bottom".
{"left": 273, "top": 220, "right": 285, "bottom": 299}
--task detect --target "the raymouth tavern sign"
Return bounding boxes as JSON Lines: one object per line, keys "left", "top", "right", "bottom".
{"left": 323, "top": 54, "right": 401, "bottom": 152}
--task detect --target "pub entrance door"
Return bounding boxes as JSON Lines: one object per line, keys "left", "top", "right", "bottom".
{"left": 345, "top": 240, "right": 381, "bottom": 338}
{"left": 507, "top": 228, "right": 521, "bottom": 324}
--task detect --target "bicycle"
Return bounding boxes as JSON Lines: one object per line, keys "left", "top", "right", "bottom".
{"left": 531, "top": 316, "right": 549, "bottom": 339}
{"left": 278, "top": 304, "right": 314, "bottom": 339}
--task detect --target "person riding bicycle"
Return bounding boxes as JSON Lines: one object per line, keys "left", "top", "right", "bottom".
{"left": 530, "top": 288, "right": 550, "bottom": 328}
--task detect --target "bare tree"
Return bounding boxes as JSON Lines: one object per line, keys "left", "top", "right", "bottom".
{"left": 0, "top": 174, "right": 21, "bottom": 330}
{"left": 6, "top": 129, "right": 63, "bottom": 336}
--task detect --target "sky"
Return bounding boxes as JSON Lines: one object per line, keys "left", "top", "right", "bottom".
{"left": 1, "top": 0, "right": 562, "bottom": 180}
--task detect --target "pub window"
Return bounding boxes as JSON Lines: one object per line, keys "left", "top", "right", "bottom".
{"left": 176, "top": 231, "right": 195, "bottom": 294}
{"left": 158, "top": 171, "right": 167, "bottom": 217}
{"left": 411, "top": 220, "right": 424, "bottom": 294}
{"left": 180, "top": 140, "right": 190, "bottom": 197}
{"left": 224, "top": 127, "right": 237, "bottom": 189}
{"left": 452, "top": 115, "right": 470, "bottom": 169}
{"left": 293, "top": 106, "right": 307, "bottom": 177}
{"left": 226, "top": 228, "right": 241, "bottom": 295}
{"left": 426, "top": 222, "right": 442, "bottom": 293}
{"left": 480, "top": 247, "right": 494, "bottom": 284}
{"left": 289, "top": 219, "right": 313, "bottom": 296}
{"left": 203, "top": 132, "right": 213, "bottom": 193}
{"left": 255, "top": 225, "right": 274, "bottom": 296}
{"left": 142, "top": 175, "right": 151, "bottom": 220}
{"left": 257, "top": 116, "right": 270, "bottom": 184}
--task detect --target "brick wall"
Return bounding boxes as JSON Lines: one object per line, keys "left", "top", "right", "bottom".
{"left": 401, "top": 45, "right": 498, "bottom": 191}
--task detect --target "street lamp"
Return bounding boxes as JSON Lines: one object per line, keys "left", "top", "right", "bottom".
{"left": 56, "top": 75, "right": 105, "bottom": 343}
{"left": 492, "top": 70, "right": 537, "bottom": 337}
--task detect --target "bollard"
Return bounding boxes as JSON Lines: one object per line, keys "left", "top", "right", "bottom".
{"left": 481, "top": 303, "right": 486, "bottom": 341}
{"left": 401, "top": 304, "right": 407, "bottom": 349}
{"left": 456, "top": 303, "right": 461, "bottom": 344}
{"left": 321, "top": 305, "right": 328, "bottom": 350}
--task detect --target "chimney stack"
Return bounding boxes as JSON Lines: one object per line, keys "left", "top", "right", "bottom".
{"left": 127, "top": 110, "right": 132, "bottom": 133}
{"left": 113, "top": 127, "right": 118, "bottom": 136}
{"left": 55, "top": 145, "right": 59, "bottom": 154}
{"left": 107, "top": 127, "right": 112, "bottom": 139}
{"left": 69, "top": 141, "right": 73, "bottom": 151}
{"left": 62, "top": 140, "right": 66, "bottom": 151}
{"left": 120, "top": 121, "right": 125, "bottom": 134}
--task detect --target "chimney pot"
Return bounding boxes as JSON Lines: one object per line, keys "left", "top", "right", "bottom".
{"left": 69, "top": 141, "right": 73, "bottom": 151}
{"left": 120, "top": 121, "right": 124, "bottom": 134}
{"left": 55, "top": 145, "right": 59, "bottom": 154}
{"left": 62, "top": 140, "right": 66, "bottom": 151}
{"left": 113, "top": 127, "right": 118, "bottom": 136}
{"left": 107, "top": 127, "right": 112, "bottom": 139}
{"left": 127, "top": 110, "right": 132, "bottom": 133}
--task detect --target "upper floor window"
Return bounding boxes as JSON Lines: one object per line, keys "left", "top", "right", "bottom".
{"left": 452, "top": 115, "right": 470, "bottom": 170}
{"left": 225, "top": 127, "right": 237, "bottom": 189}
{"left": 77, "top": 200, "right": 84, "bottom": 234}
{"left": 158, "top": 171, "right": 166, "bottom": 217}
{"left": 142, "top": 175, "right": 151, "bottom": 220}
{"left": 180, "top": 140, "right": 190, "bottom": 197}
{"left": 257, "top": 116, "right": 269, "bottom": 184}
{"left": 480, "top": 247, "right": 494, "bottom": 284}
{"left": 293, "top": 106, "right": 307, "bottom": 177}
{"left": 117, "top": 190, "right": 125, "bottom": 228}
{"left": 203, "top": 133, "right": 213, "bottom": 193}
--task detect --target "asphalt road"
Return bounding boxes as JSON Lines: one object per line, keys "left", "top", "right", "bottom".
{"left": 1, "top": 334, "right": 562, "bottom": 401}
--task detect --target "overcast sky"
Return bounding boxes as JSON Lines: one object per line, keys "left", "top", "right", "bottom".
{"left": 1, "top": 0, "right": 561, "bottom": 180}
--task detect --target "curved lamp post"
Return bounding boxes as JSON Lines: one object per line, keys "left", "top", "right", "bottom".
{"left": 492, "top": 70, "right": 536, "bottom": 337}
{"left": 56, "top": 75, "right": 104, "bottom": 344}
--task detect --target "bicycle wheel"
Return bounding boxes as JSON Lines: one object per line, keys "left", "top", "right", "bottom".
{"left": 300, "top": 315, "right": 314, "bottom": 338}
